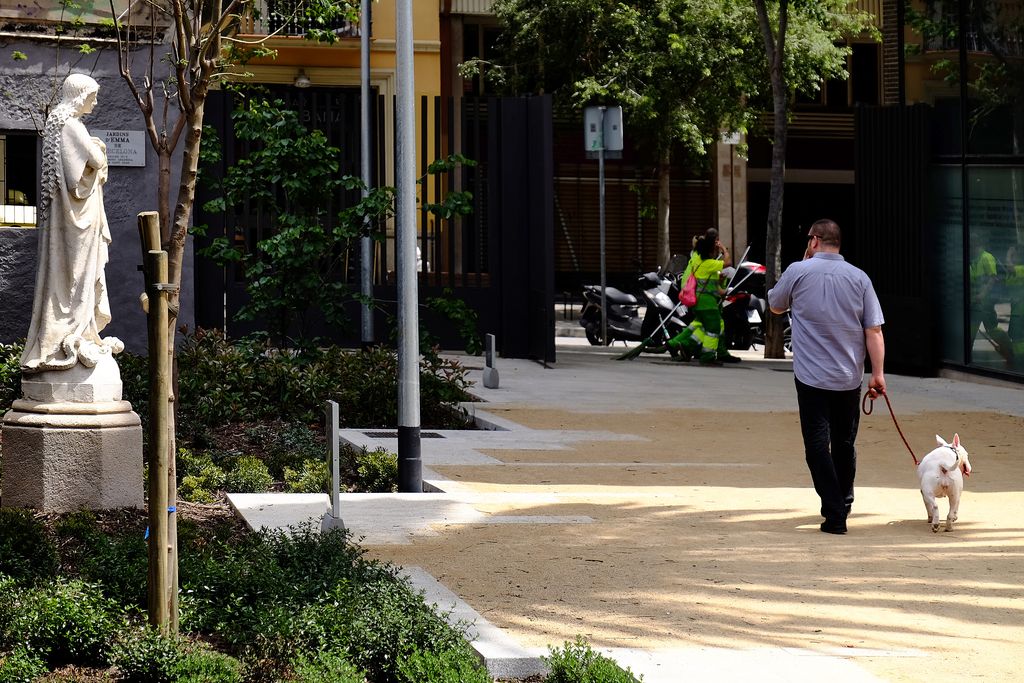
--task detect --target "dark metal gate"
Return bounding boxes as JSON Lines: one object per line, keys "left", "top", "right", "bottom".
{"left": 195, "top": 91, "right": 554, "bottom": 362}
{"left": 854, "top": 103, "right": 936, "bottom": 376}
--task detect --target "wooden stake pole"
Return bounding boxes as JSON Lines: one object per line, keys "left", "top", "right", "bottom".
{"left": 145, "top": 249, "right": 170, "bottom": 632}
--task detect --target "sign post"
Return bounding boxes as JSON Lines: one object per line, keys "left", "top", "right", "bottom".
{"left": 584, "top": 106, "right": 623, "bottom": 346}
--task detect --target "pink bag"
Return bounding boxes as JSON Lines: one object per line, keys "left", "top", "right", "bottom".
{"left": 679, "top": 272, "right": 698, "bottom": 307}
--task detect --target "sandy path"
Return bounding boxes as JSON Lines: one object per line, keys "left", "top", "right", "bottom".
{"left": 368, "top": 407, "right": 1024, "bottom": 682}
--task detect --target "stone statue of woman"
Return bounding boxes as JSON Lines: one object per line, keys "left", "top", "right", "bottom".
{"left": 21, "top": 73, "right": 123, "bottom": 374}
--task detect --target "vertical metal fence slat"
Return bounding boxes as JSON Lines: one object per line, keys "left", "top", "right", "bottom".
{"left": 419, "top": 95, "right": 430, "bottom": 286}
{"left": 447, "top": 95, "right": 457, "bottom": 288}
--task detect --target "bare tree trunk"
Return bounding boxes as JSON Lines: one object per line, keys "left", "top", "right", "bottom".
{"left": 657, "top": 146, "right": 672, "bottom": 268}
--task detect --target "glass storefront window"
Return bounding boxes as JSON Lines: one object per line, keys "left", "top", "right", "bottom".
{"left": 967, "top": 167, "right": 1024, "bottom": 372}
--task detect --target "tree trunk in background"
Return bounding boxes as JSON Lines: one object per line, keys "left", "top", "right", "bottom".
{"left": 657, "top": 147, "right": 672, "bottom": 268}
{"left": 754, "top": 0, "right": 789, "bottom": 360}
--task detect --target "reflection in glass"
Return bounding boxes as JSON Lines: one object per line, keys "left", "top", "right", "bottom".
{"left": 968, "top": 168, "right": 1023, "bottom": 372}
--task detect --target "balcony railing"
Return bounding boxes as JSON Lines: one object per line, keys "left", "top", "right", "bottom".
{"left": 248, "top": 0, "right": 361, "bottom": 38}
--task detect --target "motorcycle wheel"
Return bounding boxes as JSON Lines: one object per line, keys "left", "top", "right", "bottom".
{"left": 584, "top": 321, "right": 604, "bottom": 346}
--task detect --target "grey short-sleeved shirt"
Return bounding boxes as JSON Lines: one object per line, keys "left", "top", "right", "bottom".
{"left": 767, "top": 252, "right": 884, "bottom": 392}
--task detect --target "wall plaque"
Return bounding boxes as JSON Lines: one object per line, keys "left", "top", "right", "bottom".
{"left": 93, "top": 129, "right": 146, "bottom": 167}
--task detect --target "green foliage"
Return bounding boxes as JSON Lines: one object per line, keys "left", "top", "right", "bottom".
{"left": 0, "top": 508, "right": 58, "bottom": 583}
{"left": 284, "top": 458, "right": 331, "bottom": 494}
{"left": 10, "top": 50, "right": 28, "bottom": 61}
{"left": 116, "top": 350, "right": 150, "bottom": 425}
{"left": 544, "top": 636, "right": 642, "bottom": 683}
{"left": 398, "top": 646, "right": 492, "bottom": 683}
{"left": 111, "top": 627, "right": 242, "bottom": 683}
{"left": 251, "top": 421, "right": 325, "bottom": 479}
{"left": 199, "top": 97, "right": 378, "bottom": 343}
{"left": 177, "top": 448, "right": 228, "bottom": 503}
{"left": 223, "top": 456, "right": 274, "bottom": 493}
{"left": 307, "top": 578, "right": 478, "bottom": 683}
{"left": 0, "top": 645, "right": 47, "bottom": 682}
{"left": 0, "top": 577, "right": 121, "bottom": 667}
{"left": 348, "top": 446, "right": 398, "bottom": 493}
{"left": 175, "top": 329, "right": 472, "bottom": 429}
{"left": 199, "top": 96, "right": 480, "bottom": 349}
{"left": 426, "top": 291, "right": 483, "bottom": 356}
{"left": 291, "top": 648, "right": 364, "bottom": 683}
{"left": 53, "top": 511, "right": 148, "bottom": 609}
{"left": 0, "top": 341, "right": 23, "bottom": 412}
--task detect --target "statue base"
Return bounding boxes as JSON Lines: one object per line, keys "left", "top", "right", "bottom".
{"left": 1, "top": 399, "right": 143, "bottom": 512}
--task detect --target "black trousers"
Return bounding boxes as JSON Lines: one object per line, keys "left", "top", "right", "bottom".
{"left": 794, "top": 378, "right": 861, "bottom": 523}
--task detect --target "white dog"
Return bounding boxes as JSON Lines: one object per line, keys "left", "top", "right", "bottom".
{"left": 917, "top": 434, "right": 972, "bottom": 532}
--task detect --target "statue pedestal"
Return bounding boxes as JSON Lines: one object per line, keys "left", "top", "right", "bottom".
{"left": 1, "top": 356, "right": 143, "bottom": 512}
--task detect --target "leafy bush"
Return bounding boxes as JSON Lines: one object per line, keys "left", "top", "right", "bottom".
{"left": 223, "top": 456, "right": 274, "bottom": 493}
{"left": 0, "top": 341, "right": 22, "bottom": 412}
{"left": 0, "top": 645, "right": 47, "bottom": 683}
{"left": 291, "top": 648, "right": 364, "bottom": 683}
{"left": 0, "top": 508, "right": 58, "bottom": 582}
{"left": 177, "top": 448, "right": 228, "bottom": 503}
{"left": 348, "top": 446, "right": 398, "bottom": 493}
{"left": 112, "top": 627, "right": 242, "bottom": 683}
{"left": 398, "top": 646, "right": 492, "bottom": 683}
{"left": 174, "top": 329, "right": 473, "bottom": 429}
{"left": 54, "top": 511, "right": 148, "bottom": 609}
{"left": 246, "top": 421, "right": 325, "bottom": 479}
{"left": 543, "top": 636, "right": 642, "bottom": 683}
{"left": 284, "top": 458, "right": 331, "bottom": 493}
{"left": 0, "top": 578, "right": 121, "bottom": 667}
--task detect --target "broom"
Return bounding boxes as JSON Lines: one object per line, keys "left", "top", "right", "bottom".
{"left": 615, "top": 300, "right": 684, "bottom": 360}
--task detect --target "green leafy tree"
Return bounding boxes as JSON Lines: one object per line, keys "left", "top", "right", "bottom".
{"left": 751, "top": 0, "right": 876, "bottom": 357}
{"left": 200, "top": 97, "right": 478, "bottom": 348}
{"left": 485, "top": 0, "right": 763, "bottom": 267}
{"left": 906, "top": 0, "right": 1023, "bottom": 237}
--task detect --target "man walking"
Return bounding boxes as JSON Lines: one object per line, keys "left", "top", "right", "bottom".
{"left": 768, "top": 219, "right": 886, "bottom": 534}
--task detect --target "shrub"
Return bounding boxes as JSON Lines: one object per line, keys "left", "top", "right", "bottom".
{"left": 284, "top": 458, "right": 331, "bottom": 493}
{"left": 0, "top": 578, "right": 121, "bottom": 667}
{"left": 177, "top": 448, "right": 227, "bottom": 503}
{"left": 312, "top": 579, "right": 477, "bottom": 682}
{"left": 0, "top": 341, "right": 23, "bottom": 412}
{"left": 223, "top": 456, "right": 274, "bottom": 493}
{"left": 349, "top": 446, "right": 398, "bottom": 493}
{"left": 543, "top": 636, "right": 642, "bottom": 683}
{"left": 240, "top": 421, "right": 326, "bottom": 480}
{"left": 0, "top": 508, "right": 58, "bottom": 582}
{"left": 54, "top": 512, "right": 148, "bottom": 609}
{"left": 116, "top": 350, "right": 149, "bottom": 424}
{"left": 174, "top": 329, "right": 473, "bottom": 429}
{"left": 291, "top": 648, "right": 364, "bottom": 683}
{"left": 0, "top": 645, "right": 47, "bottom": 683}
{"left": 397, "top": 646, "right": 492, "bottom": 683}
{"left": 112, "top": 627, "right": 242, "bottom": 683}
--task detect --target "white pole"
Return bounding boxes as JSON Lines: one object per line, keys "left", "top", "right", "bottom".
{"left": 395, "top": 0, "right": 421, "bottom": 492}
{"left": 360, "top": 0, "right": 374, "bottom": 345}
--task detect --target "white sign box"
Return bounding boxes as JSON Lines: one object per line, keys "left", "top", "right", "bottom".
{"left": 94, "top": 129, "right": 146, "bottom": 167}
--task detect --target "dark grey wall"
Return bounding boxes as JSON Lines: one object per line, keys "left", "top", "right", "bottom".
{"left": 0, "top": 40, "right": 193, "bottom": 353}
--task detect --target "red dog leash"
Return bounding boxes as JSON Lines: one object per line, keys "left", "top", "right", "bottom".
{"left": 862, "top": 389, "right": 919, "bottom": 466}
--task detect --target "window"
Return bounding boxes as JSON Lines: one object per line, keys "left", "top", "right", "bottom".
{"left": 0, "top": 133, "right": 38, "bottom": 227}
{"left": 794, "top": 43, "right": 880, "bottom": 109}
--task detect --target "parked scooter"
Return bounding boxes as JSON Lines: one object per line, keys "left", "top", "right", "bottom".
{"left": 579, "top": 263, "right": 688, "bottom": 351}
{"left": 720, "top": 260, "right": 791, "bottom": 351}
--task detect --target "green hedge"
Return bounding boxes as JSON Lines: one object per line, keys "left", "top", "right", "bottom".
{"left": 0, "top": 513, "right": 493, "bottom": 682}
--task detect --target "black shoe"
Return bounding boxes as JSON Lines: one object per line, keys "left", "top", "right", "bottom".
{"left": 717, "top": 353, "right": 742, "bottom": 363}
{"left": 820, "top": 520, "right": 847, "bottom": 535}
{"left": 699, "top": 358, "right": 722, "bottom": 367}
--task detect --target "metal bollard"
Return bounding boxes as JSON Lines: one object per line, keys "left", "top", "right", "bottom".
{"left": 483, "top": 333, "right": 499, "bottom": 389}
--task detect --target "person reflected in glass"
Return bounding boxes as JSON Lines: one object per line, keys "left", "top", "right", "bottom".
{"left": 968, "top": 236, "right": 1013, "bottom": 366}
